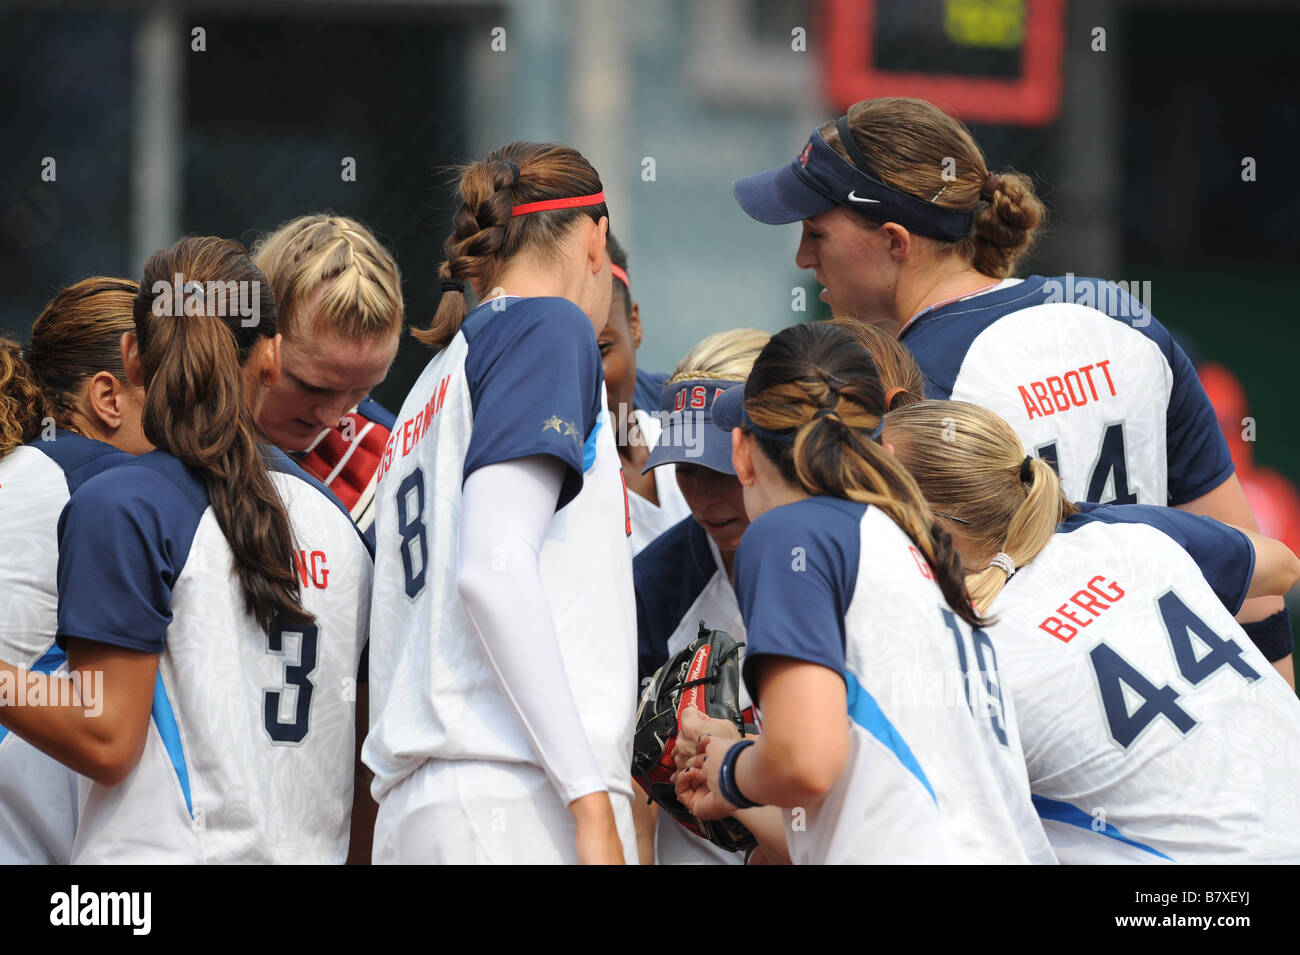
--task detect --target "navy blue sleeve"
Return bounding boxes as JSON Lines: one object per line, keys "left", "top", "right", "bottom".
{"left": 462, "top": 299, "right": 602, "bottom": 510}
{"left": 734, "top": 500, "right": 861, "bottom": 705}
{"left": 633, "top": 518, "right": 715, "bottom": 685}
{"left": 1076, "top": 502, "right": 1255, "bottom": 614}
{"left": 55, "top": 466, "right": 205, "bottom": 653}
{"left": 1164, "top": 339, "right": 1234, "bottom": 505}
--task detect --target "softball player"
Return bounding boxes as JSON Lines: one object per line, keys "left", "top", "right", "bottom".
{"left": 252, "top": 214, "right": 403, "bottom": 547}
{"left": 676, "top": 322, "right": 1054, "bottom": 864}
{"left": 885, "top": 400, "right": 1300, "bottom": 863}
{"left": 0, "top": 238, "right": 371, "bottom": 863}
{"left": 731, "top": 96, "right": 1292, "bottom": 681}
{"left": 364, "top": 141, "right": 637, "bottom": 865}
{"left": 634, "top": 327, "right": 768, "bottom": 864}
{"left": 0, "top": 278, "right": 146, "bottom": 863}
{"left": 600, "top": 231, "right": 690, "bottom": 554}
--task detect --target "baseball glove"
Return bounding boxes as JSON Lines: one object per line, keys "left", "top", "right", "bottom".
{"left": 632, "top": 622, "right": 757, "bottom": 853}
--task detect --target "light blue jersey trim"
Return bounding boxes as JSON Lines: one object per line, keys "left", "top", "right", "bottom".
{"left": 583, "top": 413, "right": 603, "bottom": 472}
{"left": 0, "top": 642, "right": 67, "bottom": 745}
{"left": 1032, "top": 794, "right": 1173, "bottom": 861}
{"left": 845, "top": 671, "right": 937, "bottom": 805}
{"left": 151, "top": 672, "right": 192, "bottom": 817}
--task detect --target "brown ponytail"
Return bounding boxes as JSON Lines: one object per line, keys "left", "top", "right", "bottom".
{"left": 828, "top": 317, "right": 925, "bottom": 410}
{"left": 824, "top": 97, "right": 1046, "bottom": 278}
{"left": 134, "top": 237, "right": 312, "bottom": 631}
{"left": 0, "top": 338, "right": 45, "bottom": 457}
{"left": 415, "top": 141, "right": 608, "bottom": 349}
{"left": 883, "top": 400, "right": 1077, "bottom": 612}
{"left": 743, "top": 323, "right": 982, "bottom": 629}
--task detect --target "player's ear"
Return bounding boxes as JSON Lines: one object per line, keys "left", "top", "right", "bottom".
{"left": 588, "top": 216, "right": 609, "bottom": 274}
{"left": 84, "top": 370, "right": 124, "bottom": 431}
{"left": 732, "top": 428, "right": 757, "bottom": 486}
{"left": 628, "top": 301, "right": 643, "bottom": 349}
{"left": 120, "top": 332, "right": 145, "bottom": 389}
{"left": 252, "top": 334, "right": 282, "bottom": 388}
{"left": 881, "top": 222, "right": 912, "bottom": 262}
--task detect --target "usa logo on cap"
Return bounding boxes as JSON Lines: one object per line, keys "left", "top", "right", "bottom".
{"left": 799, "top": 141, "right": 812, "bottom": 168}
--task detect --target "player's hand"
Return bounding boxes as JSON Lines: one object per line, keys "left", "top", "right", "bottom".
{"left": 674, "top": 708, "right": 742, "bottom": 770}
{"left": 672, "top": 739, "right": 740, "bottom": 821}
{"left": 569, "top": 791, "right": 626, "bottom": 865}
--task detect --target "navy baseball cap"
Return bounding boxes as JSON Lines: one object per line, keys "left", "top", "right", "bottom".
{"left": 731, "top": 119, "right": 976, "bottom": 242}
{"left": 711, "top": 384, "right": 797, "bottom": 444}
{"left": 642, "top": 378, "right": 739, "bottom": 475}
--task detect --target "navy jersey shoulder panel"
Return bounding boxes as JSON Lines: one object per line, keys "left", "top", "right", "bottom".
{"left": 902, "top": 276, "right": 1232, "bottom": 502}
{"left": 1060, "top": 501, "right": 1254, "bottom": 614}
{"left": 633, "top": 516, "right": 717, "bottom": 683}
{"left": 634, "top": 369, "right": 671, "bottom": 414}
{"left": 734, "top": 496, "right": 865, "bottom": 704}
{"left": 263, "top": 445, "right": 374, "bottom": 558}
{"left": 29, "top": 430, "right": 134, "bottom": 492}
{"left": 461, "top": 297, "right": 602, "bottom": 509}
{"left": 900, "top": 276, "right": 1050, "bottom": 399}
{"left": 55, "top": 451, "right": 211, "bottom": 654}
{"left": 356, "top": 396, "right": 396, "bottom": 431}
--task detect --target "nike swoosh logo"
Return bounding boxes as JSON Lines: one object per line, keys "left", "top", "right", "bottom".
{"left": 847, "top": 191, "right": 880, "bottom": 204}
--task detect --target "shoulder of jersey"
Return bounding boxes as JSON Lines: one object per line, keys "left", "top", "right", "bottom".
{"left": 65, "top": 451, "right": 210, "bottom": 541}
{"left": 743, "top": 495, "right": 867, "bottom": 549}
{"left": 902, "top": 275, "right": 1172, "bottom": 394}
{"left": 461, "top": 295, "right": 593, "bottom": 344}
{"left": 29, "top": 431, "right": 135, "bottom": 491}
{"left": 263, "top": 445, "right": 373, "bottom": 555}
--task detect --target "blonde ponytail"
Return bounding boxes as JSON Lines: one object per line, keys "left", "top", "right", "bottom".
{"left": 883, "top": 400, "right": 1076, "bottom": 612}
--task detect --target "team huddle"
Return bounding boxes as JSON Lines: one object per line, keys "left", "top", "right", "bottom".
{"left": 1, "top": 96, "right": 1297, "bottom": 865}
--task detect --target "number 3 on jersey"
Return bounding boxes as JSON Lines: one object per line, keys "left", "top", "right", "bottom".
{"left": 396, "top": 468, "right": 429, "bottom": 598}
{"left": 264, "top": 622, "right": 319, "bottom": 744}
{"left": 1088, "top": 589, "right": 1261, "bottom": 749}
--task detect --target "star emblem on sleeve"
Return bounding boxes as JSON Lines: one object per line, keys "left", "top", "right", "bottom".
{"left": 563, "top": 422, "right": 580, "bottom": 439}
{"left": 542, "top": 415, "right": 564, "bottom": 434}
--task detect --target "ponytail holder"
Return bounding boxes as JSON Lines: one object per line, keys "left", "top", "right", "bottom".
{"left": 813, "top": 407, "right": 841, "bottom": 422}
{"left": 981, "top": 172, "right": 1002, "bottom": 200}
{"left": 989, "top": 552, "right": 1016, "bottom": 578}
{"left": 440, "top": 280, "right": 463, "bottom": 295}
{"left": 182, "top": 280, "right": 205, "bottom": 298}
{"left": 502, "top": 159, "right": 520, "bottom": 187}
{"left": 884, "top": 386, "right": 907, "bottom": 408}
{"left": 610, "top": 263, "right": 630, "bottom": 290}
{"left": 1020, "top": 455, "right": 1034, "bottom": 484}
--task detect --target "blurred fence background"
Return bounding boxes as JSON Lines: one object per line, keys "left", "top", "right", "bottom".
{"left": 1, "top": 0, "right": 1295, "bottom": 475}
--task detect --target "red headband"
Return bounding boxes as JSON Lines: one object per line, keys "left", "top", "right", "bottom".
{"left": 610, "top": 264, "right": 630, "bottom": 290}
{"left": 511, "top": 191, "right": 606, "bottom": 217}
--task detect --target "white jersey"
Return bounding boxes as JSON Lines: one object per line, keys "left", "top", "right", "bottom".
{"left": 627, "top": 409, "right": 691, "bottom": 555}
{"left": 364, "top": 297, "right": 638, "bottom": 813}
{"left": 734, "top": 497, "right": 1055, "bottom": 865}
{"left": 57, "top": 448, "right": 370, "bottom": 863}
{"left": 902, "top": 275, "right": 1234, "bottom": 507}
{"left": 634, "top": 516, "right": 751, "bottom": 864}
{"left": 0, "top": 432, "right": 132, "bottom": 863}
{"left": 991, "top": 502, "right": 1300, "bottom": 863}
